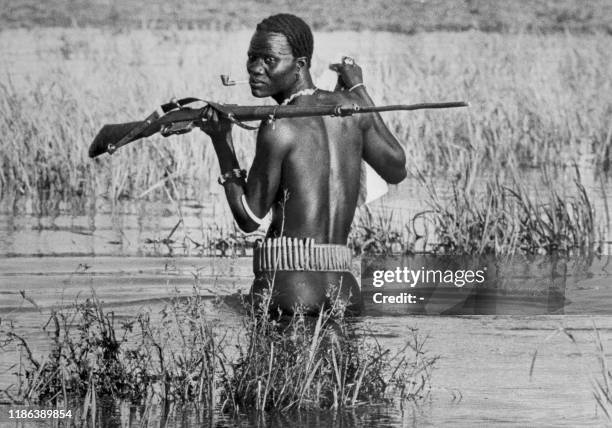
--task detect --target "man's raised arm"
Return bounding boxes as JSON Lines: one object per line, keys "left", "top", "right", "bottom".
{"left": 330, "top": 61, "right": 407, "bottom": 184}
{"left": 200, "top": 108, "right": 291, "bottom": 233}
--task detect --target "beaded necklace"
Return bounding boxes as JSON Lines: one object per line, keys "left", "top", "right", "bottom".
{"left": 281, "top": 88, "right": 318, "bottom": 105}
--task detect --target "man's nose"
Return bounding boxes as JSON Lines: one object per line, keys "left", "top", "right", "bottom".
{"left": 247, "top": 58, "right": 265, "bottom": 75}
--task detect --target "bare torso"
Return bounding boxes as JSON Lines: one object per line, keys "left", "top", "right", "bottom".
{"left": 204, "top": 41, "right": 407, "bottom": 313}
{"left": 266, "top": 90, "right": 363, "bottom": 244}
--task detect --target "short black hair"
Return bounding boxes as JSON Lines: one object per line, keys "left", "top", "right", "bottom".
{"left": 256, "top": 14, "right": 314, "bottom": 66}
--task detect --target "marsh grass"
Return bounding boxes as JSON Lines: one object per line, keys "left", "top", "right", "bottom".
{"left": 1, "top": 29, "right": 611, "bottom": 206}
{"left": 347, "top": 161, "right": 600, "bottom": 257}
{"left": 0, "top": 288, "right": 436, "bottom": 420}
{"left": 224, "top": 292, "right": 435, "bottom": 412}
{"left": 0, "top": 293, "right": 152, "bottom": 406}
{"left": 415, "top": 162, "right": 598, "bottom": 256}
{"left": 349, "top": 206, "right": 413, "bottom": 256}
{"left": 0, "top": 29, "right": 607, "bottom": 256}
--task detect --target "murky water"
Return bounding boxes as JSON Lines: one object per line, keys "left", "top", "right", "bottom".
{"left": 1, "top": 256, "right": 611, "bottom": 426}
{"left": 2, "top": 172, "right": 612, "bottom": 426}
{"left": 1, "top": 235, "right": 612, "bottom": 425}
{"left": 2, "top": 171, "right": 611, "bottom": 257}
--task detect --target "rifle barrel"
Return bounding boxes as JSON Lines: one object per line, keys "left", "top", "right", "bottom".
{"left": 89, "top": 101, "right": 468, "bottom": 158}
{"left": 224, "top": 101, "right": 468, "bottom": 121}
{"left": 357, "top": 102, "right": 469, "bottom": 113}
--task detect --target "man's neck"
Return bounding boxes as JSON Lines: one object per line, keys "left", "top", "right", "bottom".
{"left": 272, "top": 75, "right": 315, "bottom": 104}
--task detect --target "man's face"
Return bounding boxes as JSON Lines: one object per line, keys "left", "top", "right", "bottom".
{"left": 247, "top": 31, "right": 298, "bottom": 98}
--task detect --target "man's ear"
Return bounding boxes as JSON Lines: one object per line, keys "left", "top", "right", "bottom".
{"left": 295, "top": 56, "right": 308, "bottom": 70}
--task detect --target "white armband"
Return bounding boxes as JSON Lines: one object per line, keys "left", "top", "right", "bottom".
{"left": 241, "top": 194, "right": 263, "bottom": 225}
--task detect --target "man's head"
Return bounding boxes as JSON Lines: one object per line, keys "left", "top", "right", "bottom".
{"left": 247, "top": 14, "right": 314, "bottom": 100}
{"left": 256, "top": 14, "right": 313, "bottom": 66}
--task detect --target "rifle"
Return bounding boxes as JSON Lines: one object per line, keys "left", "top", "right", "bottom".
{"left": 89, "top": 97, "right": 468, "bottom": 158}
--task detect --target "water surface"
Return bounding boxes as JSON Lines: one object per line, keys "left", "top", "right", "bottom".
{"left": 1, "top": 253, "right": 611, "bottom": 426}
{"left": 1, "top": 173, "right": 612, "bottom": 425}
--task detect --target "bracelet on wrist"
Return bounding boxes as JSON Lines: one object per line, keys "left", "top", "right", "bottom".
{"left": 348, "top": 83, "right": 365, "bottom": 92}
{"left": 218, "top": 168, "right": 246, "bottom": 185}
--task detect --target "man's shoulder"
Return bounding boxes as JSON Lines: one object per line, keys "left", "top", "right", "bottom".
{"left": 316, "top": 89, "right": 360, "bottom": 105}
{"left": 256, "top": 118, "right": 297, "bottom": 150}
{"left": 316, "top": 89, "right": 369, "bottom": 129}
{"left": 256, "top": 89, "right": 364, "bottom": 146}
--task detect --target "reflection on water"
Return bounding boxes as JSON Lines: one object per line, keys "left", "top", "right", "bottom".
{"left": 0, "top": 400, "right": 425, "bottom": 427}
{"left": 0, "top": 192, "right": 246, "bottom": 257}
{"left": 108, "top": 401, "right": 420, "bottom": 428}
{"left": 1, "top": 174, "right": 611, "bottom": 258}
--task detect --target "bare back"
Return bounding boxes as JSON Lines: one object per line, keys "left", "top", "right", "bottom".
{"left": 265, "top": 90, "right": 364, "bottom": 244}
{"left": 206, "top": 23, "right": 406, "bottom": 314}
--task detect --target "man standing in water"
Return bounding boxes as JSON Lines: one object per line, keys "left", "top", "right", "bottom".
{"left": 200, "top": 14, "right": 407, "bottom": 314}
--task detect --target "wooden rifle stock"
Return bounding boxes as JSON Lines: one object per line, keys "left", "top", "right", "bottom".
{"left": 89, "top": 100, "right": 468, "bottom": 158}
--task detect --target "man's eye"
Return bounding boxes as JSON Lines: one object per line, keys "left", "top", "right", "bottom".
{"left": 264, "top": 57, "right": 276, "bottom": 65}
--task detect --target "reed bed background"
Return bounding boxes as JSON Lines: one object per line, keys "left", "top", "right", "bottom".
{"left": 1, "top": 29, "right": 611, "bottom": 207}
{"left": 416, "top": 164, "right": 597, "bottom": 256}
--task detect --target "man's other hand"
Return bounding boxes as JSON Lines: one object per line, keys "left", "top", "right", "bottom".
{"left": 329, "top": 58, "right": 364, "bottom": 91}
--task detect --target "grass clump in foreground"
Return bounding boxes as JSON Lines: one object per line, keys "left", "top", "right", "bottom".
{"left": 0, "top": 289, "right": 436, "bottom": 421}
{"left": 225, "top": 293, "right": 434, "bottom": 412}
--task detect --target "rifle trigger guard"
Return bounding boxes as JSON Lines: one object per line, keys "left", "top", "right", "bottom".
{"left": 160, "top": 121, "right": 195, "bottom": 137}
{"left": 161, "top": 97, "right": 206, "bottom": 113}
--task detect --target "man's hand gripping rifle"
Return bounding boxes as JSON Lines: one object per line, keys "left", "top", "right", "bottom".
{"left": 89, "top": 96, "right": 468, "bottom": 159}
